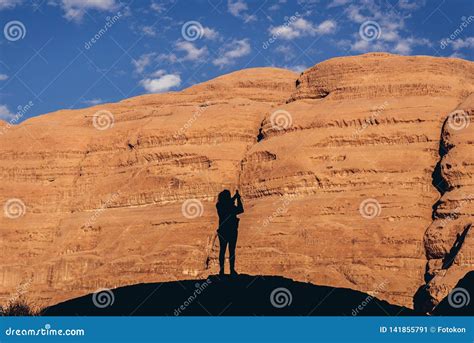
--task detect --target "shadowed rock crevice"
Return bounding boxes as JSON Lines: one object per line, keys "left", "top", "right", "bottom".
{"left": 414, "top": 99, "right": 474, "bottom": 314}
{"left": 41, "top": 275, "right": 416, "bottom": 316}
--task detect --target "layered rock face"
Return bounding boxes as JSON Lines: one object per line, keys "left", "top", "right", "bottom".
{"left": 0, "top": 53, "right": 472, "bottom": 310}
{"left": 417, "top": 94, "right": 474, "bottom": 311}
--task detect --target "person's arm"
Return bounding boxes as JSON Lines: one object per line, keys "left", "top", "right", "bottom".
{"left": 234, "top": 191, "right": 244, "bottom": 215}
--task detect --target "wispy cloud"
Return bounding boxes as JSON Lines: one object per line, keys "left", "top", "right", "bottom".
{"left": 52, "top": 0, "right": 119, "bottom": 22}
{"left": 0, "top": 74, "right": 8, "bottom": 81}
{"left": 452, "top": 37, "right": 474, "bottom": 50}
{"left": 82, "top": 98, "right": 104, "bottom": 106}
{"left": 0, "top": 0, "right": 22, "bottom": 10}
{"left": 344, "top": 1, "right": 431, "bottom": 55}
{"left": 132, "top": 53, "right": 156, "bottom": 74}
{"left": 228, "top": 0, "right": 257, "bottom": 23}
{"left": 175, "top": 41, "right": 208, "bottom": 61}
{"left": 213, "top": 39, "right": 251, "bottom": 68}
{"left": 0, "top": 104, "right": 13, "bottom": 120}
{"left": 269, "top": 18, "right": 337, "bottom": 40}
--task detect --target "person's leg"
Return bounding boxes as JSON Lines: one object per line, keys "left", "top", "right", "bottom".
{"left": 218, "top": 234, "right": 228, "bottom": 275}
{"left": 229, "top": 231, "right": 238, "bottom": 274}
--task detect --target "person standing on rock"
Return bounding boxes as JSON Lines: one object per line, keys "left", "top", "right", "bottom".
{"left": 216, "top": 189, "right": 244, "bottom": 276}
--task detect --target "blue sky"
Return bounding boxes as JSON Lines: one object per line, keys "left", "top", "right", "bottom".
{"left": 0, "top": 0, "right": 472, "bottom": 122}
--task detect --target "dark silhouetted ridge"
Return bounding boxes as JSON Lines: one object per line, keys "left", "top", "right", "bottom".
{"left": 432, "top": 271, "right": 474, "bottom": 316}
{"left": 41, "top": 275, "right": 416, "bottom": 316}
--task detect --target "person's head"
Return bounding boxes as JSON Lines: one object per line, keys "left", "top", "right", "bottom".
{"left": 217, "top": 189, "right": 232, "bottom": 205}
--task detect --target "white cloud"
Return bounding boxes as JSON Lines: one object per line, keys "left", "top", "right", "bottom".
{"left": 0, "top": 104, "right": 13, "bottom": 120}
{"left": 175, "top": 41, "right": 208, "bottom": 61}
{"left": 150, "top": 1, "right": 165, "bottom": 13}
{"left": 82, "top": 98, "right": 103, "bottom": 105}
{"left": 55, "top": 0, "right": 118, "bottom": 22}
{"left": 327, "top": 0, "right": 350, "bottom": 8}
{"left": 0, "top": 74, "right": 8, "bottom": 81}
{"left": 157, "top": 52, "right": 178, "bottom": 64}
{"left": 213, "top": 39, "right": 251, "bottom": 68}
{"left": 345, "top": 2, "right": 431, "bottom": 56}
{"left": 286, "top": 64, "right": 307, "bottom": 73}
{"left": 150, "top": 69, "right": 166, "bottom": 77}
{"left": 141, "top": 25, "right": 156, "bottom": 37}
{"left": 452, "top": 37, "right": 474, "bottom": 50}
{"left": 316, "top": 20, "right": 337, "bottom": 34}
{"left": 397, "top": 0, "right": 426, "bottom": 10}
{"left": 227, "top": 0, "right": 257, "bottom": 23}
{"left": 140, "top": 74, "right": 181, "bottom": 93}
{"left": 202, "top": 27, "right": 220, "bottom": 40}
{"left": 269, "top": 18, "right": 336, "bottom": 40}
{"left": 275, "top": 45, "right": 295, "bottom": 61}
{"left": 449, "top": 52, "right": 465, "bottom": 59}
{"left": 393, "top": 41, "right": 411, "bottom": 55}
{"left": 132, "top": 53, "right": 155, "bottom": 74}
{"left": 0, "top": 0, "right": 22, "bottom": 10}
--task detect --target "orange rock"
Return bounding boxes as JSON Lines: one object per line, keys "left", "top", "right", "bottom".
{"left": 0, "top": 54, "right": 472, "bottom": 310}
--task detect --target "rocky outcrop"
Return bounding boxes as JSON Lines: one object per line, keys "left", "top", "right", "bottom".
{"left": 415, "top": 94, "right": 474, "bottom": 312}
{"left": 0, "top": 54, "right": 473, "bottom": 310}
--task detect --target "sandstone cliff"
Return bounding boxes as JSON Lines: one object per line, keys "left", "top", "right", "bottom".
{"left": 0, "top": 53, "right": 472, "bottom": 310}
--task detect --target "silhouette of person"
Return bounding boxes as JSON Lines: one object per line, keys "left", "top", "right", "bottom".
{"left": 216, "top": 189, "right": 244, "bottom": 276}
